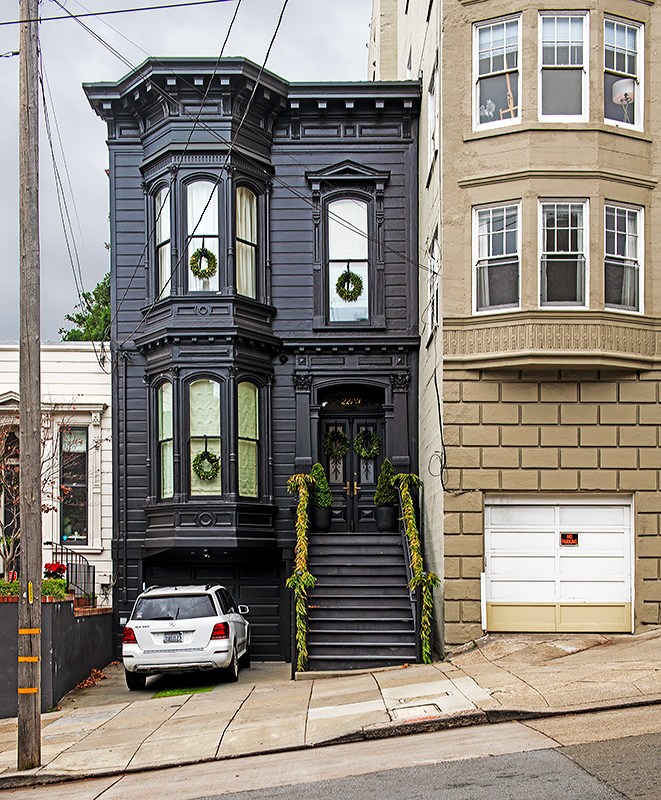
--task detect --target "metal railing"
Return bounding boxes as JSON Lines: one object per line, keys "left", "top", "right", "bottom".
{"left": 44, "top": 541, "right": 95, "bottom": 603}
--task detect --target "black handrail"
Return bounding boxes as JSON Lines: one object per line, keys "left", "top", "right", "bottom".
{"left": 44, "top": 540, "right": 95, "bottom": 601}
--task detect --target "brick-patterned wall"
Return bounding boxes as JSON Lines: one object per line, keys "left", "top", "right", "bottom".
{"left": 442, "top": 367, "right": 661, "bottom": 646}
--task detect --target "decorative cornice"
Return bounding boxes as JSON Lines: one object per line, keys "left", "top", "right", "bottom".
{"left": 458, "top": 168, "right": 657, "bottom": 191}
{"left": 444, "top": 313, "right": 661, "bottom": 370}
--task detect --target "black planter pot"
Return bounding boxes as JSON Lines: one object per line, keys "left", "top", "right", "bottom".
{"left": 375, "top": 505, "right": 399, "bottom": 532}
{"left": 310, "top": 506, "right": 332, "bottom": 532}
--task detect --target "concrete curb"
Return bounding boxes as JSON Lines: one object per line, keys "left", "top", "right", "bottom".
{"left": 3, "top": 694, "right": 661, "bottom": 790}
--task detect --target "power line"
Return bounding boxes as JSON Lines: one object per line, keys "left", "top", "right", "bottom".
{"left": 1, "top": 0, "right": 235, "bottom": 26}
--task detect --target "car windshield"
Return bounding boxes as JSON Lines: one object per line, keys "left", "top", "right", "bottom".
{"left": 132, "top": 595, "right": 216, "bottom": 621}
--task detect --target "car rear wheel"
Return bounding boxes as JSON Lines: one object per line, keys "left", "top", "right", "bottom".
{"left": 223, "top": 646, "right": 239, "bottom": 682}
{"left": 125, "top": 669, "right": 147, "bottom": 691}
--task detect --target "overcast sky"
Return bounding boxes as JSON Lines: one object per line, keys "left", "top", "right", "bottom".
{"left": 0, "top": 0, "right": 373, "bottom": 342}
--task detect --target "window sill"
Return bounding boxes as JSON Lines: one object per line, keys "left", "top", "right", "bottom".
{"left": 463, "top": 121, "right": 653, "bottom": 144}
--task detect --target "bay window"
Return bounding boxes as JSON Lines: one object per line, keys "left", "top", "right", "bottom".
{"left": 475, "top": 204, "right": 520, "bottom": 312}
{"left": 540, "top": 202, "right": 587, "bottom": 306}
{"left": 605, "top": 205, "right": 641, "bottom": 312}
{"left": 236, "top": 186, "right": 257, "bottom": 299}
{"left": 475, "top": 17, "right": 520, "bottom": 129}
{"left": 540, "top": 14, "right": 587, "bottom": 120}
{"left": 189, "top": 379, "right": 221, "bottom": 496}
{"left": 328, "top": 198, "right": 369, "bottom": 323}
{"left": 158, "top": 383, "right": 174, "bottom": 499}
{"left": 237, "top": 382, "right": 259, "bottom": 498}
{"left": 187, "top": 180, "right": 220, "bottom": 292}
{"left": 605, "top": 19, "right": 641, "bottom": 129}
{"left": 155, "top": 186, "right": 171, "bottom": 298}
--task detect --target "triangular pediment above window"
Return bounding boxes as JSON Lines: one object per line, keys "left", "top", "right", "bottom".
{"left": 306, "top": 161, "right": 390, "bottom": 194}
{"left": 0, "top": 391, "right": 20, "bottom": 408}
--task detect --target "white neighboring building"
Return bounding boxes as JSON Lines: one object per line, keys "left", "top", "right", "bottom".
{"left": 0, "top": 343, "right": 113, "bottom": 605}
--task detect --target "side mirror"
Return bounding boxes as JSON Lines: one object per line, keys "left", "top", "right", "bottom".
{"left": 238, "top": 604, "right": 249, "bottom": 615}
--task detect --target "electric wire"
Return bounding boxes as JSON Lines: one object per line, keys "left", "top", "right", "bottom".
{"left": 1, "top": 0, "right": 236, "bottom": 26}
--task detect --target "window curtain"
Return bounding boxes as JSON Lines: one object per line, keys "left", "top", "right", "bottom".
{"left": 156, "top": 187, "right": 171, "bottom": 298}
{"left": 236, "top": 187, "right": 257, "bottom": 298}
{"left": 328, "top": 199, "right": 369, "bottom": 322}
{"left": 189, "top": 380, "right": 221, "bottom": 495}
{"left": 237, "top": 382, "right": 258, "bottom": 498}
{"left": 188, "top": 181, "right": 219, "bottom": 292}
{"left": 158, "top": 383, "right": 173, "bottom": 499}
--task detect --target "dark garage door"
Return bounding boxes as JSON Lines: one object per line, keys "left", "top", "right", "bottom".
{"left": 143, "top": 559, "right": 286, "bottom": 660}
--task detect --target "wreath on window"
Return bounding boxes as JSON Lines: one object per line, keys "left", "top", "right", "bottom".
{"left": 336, "top": 270, "right": 363, "bottom": 303}
{"left": 189, "top": 247, "right": 218, "bottom": 280}
{"left": 322, "top": 429, "right": 350, "bottom": 460}
{"left": 353, "top": 431, "right": 381, "bottom": 460}
{"left": 192, "top": 450, "right": 220, "bottom": 481}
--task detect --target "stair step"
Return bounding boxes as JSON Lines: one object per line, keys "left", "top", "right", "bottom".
{"left": 308, "top": 643, "right": 417, "bottom": 657}
{"left": 309, "top": 546, "right": 405, "bottom": 557}
{"left": 309, "top": 609, "right": 413, "bottom": 620}
{"left": 309, "top": 630, "right": 416, "bottom": 644}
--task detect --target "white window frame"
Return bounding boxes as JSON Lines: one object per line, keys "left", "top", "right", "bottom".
{"left": 538, "top": 199, "right": 589, "bottom": 309}
{"left": 538, "top": 12, "right": 589, "bottom": 122}
{"left": 604, "top": 203, "right": 643, "bottom": 315}
{"left": 472, "top": 201, "right": 521, "bottom": 315}
{"left": 427, "top": 59, "right": 439, "bottom": 171}
{"left": 426, "top": 233, "right": 440, "bottom": 341}
{"left": 604, "top": 17, "right": 643, "bottom": 132}
{"left": 474, "top": 16, "right": 521, "bottom": 132}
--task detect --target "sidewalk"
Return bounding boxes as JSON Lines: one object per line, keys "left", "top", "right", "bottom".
{"left": 2, "top": 629, "right": 661, "bottom": 789}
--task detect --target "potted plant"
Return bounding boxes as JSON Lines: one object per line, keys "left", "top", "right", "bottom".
{"left": 309, "top": 462, "right": 333, "bottom": 532}
{"left": 374, "top": 459, "right": 399, "bottom": 531}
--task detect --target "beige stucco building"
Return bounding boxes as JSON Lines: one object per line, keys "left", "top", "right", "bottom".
{"left": 371, "top": 0, "right": 661, "bottom": 650}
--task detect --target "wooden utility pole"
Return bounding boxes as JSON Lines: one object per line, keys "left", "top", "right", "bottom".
{"left": 18, "top": 0, "right": 42, "bottom": 771}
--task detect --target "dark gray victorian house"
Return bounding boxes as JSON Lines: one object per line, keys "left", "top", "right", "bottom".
{"left": 84, "top": 59, "right": 420, "bottom": 666}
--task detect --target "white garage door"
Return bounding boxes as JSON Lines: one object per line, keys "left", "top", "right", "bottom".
{"left": 484, "top": 497, "right": 633, "bottom": 632}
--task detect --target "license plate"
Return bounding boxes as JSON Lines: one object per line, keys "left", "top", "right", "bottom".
{"left": 163, "top": 632, "right": 182, "bottom": 644}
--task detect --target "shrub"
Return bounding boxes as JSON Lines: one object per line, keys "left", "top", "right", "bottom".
{"left": 374, "top": 459, "right": 398, "bottom": 506}
{"left": 309, "top": 463, "right": 333, "bottom": 508}
{"left": 0, "top": 578, "right": 67, "bottom": 599}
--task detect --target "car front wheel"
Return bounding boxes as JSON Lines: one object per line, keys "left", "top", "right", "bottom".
{"left": 223, "top": 646, "right": 239, "bottom": 682}
{"left": 125, "top": 669, "right": 147, "bottom": 691}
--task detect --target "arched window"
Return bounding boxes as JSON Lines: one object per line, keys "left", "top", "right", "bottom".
{"left": 328, "top": 198, "right": 369, "bottom": 323}
{"left": 236, "top": 186, "right": 257, "bottom": 299}
{"left": 187, "top": 180, "right": 220, "bottom": 292}
{"left": 155, "top": 186, "right": 171, "bottom": 298}
{"left": 189, "top": 379, "right": 221, "bottom": 496}
{"left": 237, "top": 381, "right": 259, "bottom": 498}
{"left": 158, "top": 382, "right": 174, "bottom": 499}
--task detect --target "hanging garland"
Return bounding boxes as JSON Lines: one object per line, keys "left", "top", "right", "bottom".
{"left": 189, "top": 247, "right": 218, "bottom": 280}
{"left": 322, "top": 429, "right": 350, "bottom": 459}
{"left": 353, "top": 431, "right": 381, "bottom": 459}
{"left": 335, "top": 271, "right": 363, "bottom": 303}
{"left": 192, "top": 450, "right": 220, "bottom": 481}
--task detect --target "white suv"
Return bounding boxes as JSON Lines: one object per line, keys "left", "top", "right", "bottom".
{"left": 122, "top": 584, "right": 250, "bottom": 690}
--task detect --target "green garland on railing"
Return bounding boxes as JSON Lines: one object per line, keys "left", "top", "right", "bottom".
{"left": 286, "top": 474, "right": 316, "bottom": 672}
{"left": 393, "top": 473, "right": 440, "bottom": 664}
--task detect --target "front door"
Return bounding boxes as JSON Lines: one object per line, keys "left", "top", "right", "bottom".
{"left": 321, "top": 415, "right": 383, "bottom": 532}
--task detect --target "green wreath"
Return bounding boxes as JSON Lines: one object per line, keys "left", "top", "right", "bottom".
{"left": 190, "top": 247, "right": 218, "bottom": 280}
{"left": 353, "top": 431, "right": 381, "bottom": 459}
{"left": 336, "top": 270, "right": 363, "bottom": 303}
{"left": 322, "top": 429, "right": 350, "bottom": 459}
{"left": 192, "top": 450, "right": 220, "bottom": 481}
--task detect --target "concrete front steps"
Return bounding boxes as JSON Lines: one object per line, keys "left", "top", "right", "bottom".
{"left": 306, "top": 530, "right": 418, "bottom": 671}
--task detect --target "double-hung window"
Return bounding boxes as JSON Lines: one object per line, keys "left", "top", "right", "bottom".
{"left": 475, "top": 17, "right": 520, "bottom": 129}
{"left": 540, "top": 14, "right": 587, "bottom": 120}
{"left": 428, "top": 61, "right": 438, "bottom": 170}
{"left": 155, "top": 186, "right": 171, "bottom": 298}
{"left": 237, "top": 382, "right": 259, "bottom": 498}
{"left": 605, "top": 205, "right": 641, "bottom": 312}
{"left": 475, "top": 204, "right": 520, "bottom": 312}
{"left": 189, "top": 380, "right": 221, "bottom": 496}
{"left": 187, "top": 180, "right": 220, "bottom": 292}
{"left": 158, "top": 383, "right": 174, "bottom": 499}
{"left": 540, "top": 202, "right": 587, "bottom": 306}
{"left": 604, "top": 19, "right": 641, "bottom": 129}
{"left": 427, "top": 235, "right": 440, "bottom": 335}
{"left": 236, "top": 187, "right": 257, "bottom": 299}
{"left": 328, "top": 198, "right": 369, "bottom": 323}
{"left": 60, "top": 428, "right": 88, "bottom": 545}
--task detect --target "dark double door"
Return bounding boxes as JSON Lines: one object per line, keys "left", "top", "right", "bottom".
{"left": 322, "top": 416, "right": 383, "bottom": 532}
